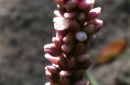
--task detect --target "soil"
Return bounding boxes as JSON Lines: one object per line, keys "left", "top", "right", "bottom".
{"left": 0, "top": 0, "right": 130, "bottom": 85}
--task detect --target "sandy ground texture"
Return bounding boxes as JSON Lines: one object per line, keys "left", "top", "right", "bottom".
{"left": 0, "top": 0, "right": 130, "bottom": 85}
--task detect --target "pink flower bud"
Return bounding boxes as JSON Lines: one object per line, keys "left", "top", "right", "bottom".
{"left": 70, "top": 20, "right": 81, "bottom": 31}
{"left": 78, "top": 0, "right": 95, "bottom": 10}
{"left": 58, "top": 55, "right": 67, "bottom": 70}
{"left": 57, "top": 5, "right": 66, "bottom": 16}
{"left": 54, "top": 0, "right": 68, "bottom": 6}
{"left": 55, "top": 28, "right": 67, "bottom": 39}
{"left": 74, "top": 78, "right": 89, "bottom": 85}
{"left": 85, "top": 34, "right": 96, "bottom": 44}
{"left": 75, "top": 31, "right": 87, "bottom": 41}
{"left": 45, "top": 82, "right": 59, "bottom": 85}
{"left": 45, "top": 70, "right": 61, "bottom": 83}
{"left": 52, "top": 64, "right": 61, "bottom": 72}
{"left": 70, "top": 69, "right": 85, "bottom": 80}
{"left": 65, "top": 0, "right": 79, "bottom": 11}
{"left": 86, "top": 7, "right": 101, "bottom": 21}
{"left": 45, "top": 54, "right": 59, "bottom": 65}
{"left": 85, "top": 43, "right": 91, "bottom": 51}
{"left": 77, "top": 58, "right": 92, "bottom": 70}
{"left": 63, "top": 32, "right": 74, "bottom": 44}
{"left": 76, "top": 53, "right": 90, "bottom": 62}
{"left": 54, "top": 10, "right": 62, "bottom": 17}
{"left": 82, "top": 24, "right": 95, "bottom": 34}
{"left": 92, "top": 19, "right": 103, "bottom": 34}
{"left": 52, "top": 37, "right": 63, "bottom": 50}
{"left": 73, "top": 42, "right": 87, "bottom": 54}
{"left": 60, "top": 78, "right": 70, "bottom": 85}
{"left": 83, "top": 19, "right": 103, "bottom": 34}
{"left": 67, "top": 56, "right": 76, "bottom": 68}
{"left": 77, "top": 13, "right": 85, "bottom": 20}
{"left": 45, "top": 66, "right": 58, "bottom": 74}
{"left": 64, "top": 12, "right": 78, "bottom": 19}
{"left": 61, "top": 44, "right": 73, "bottom": 53}
{"left": 60, "top": 70, "right": 71, "bottom": 77}
{"left": 53, "top": 17, "right": 70, "bottom": 30}
{"left": 44, "top": 43, "right": 61, "bottom": 56}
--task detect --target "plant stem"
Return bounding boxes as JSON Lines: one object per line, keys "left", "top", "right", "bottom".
{"left": 85, "top": 70, "right": 99, "bottom": 85}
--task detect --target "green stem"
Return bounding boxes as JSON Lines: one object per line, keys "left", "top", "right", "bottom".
{"left": 85, "top": 70, "right": 99, "bottom": 85}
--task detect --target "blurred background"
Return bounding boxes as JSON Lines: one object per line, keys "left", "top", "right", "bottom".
{"left": 0, "top": 0, "right": 130, "bottom": 85}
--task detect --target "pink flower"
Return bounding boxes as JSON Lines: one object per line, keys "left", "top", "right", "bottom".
{"left": 75, "top": 31, "right": 87, "bottom": 41}
{"left": 53, "top": 17, "right": 69, "bottom": 30}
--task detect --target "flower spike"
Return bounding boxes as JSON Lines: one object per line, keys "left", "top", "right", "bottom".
{"left": 44, "top": 0, "right": 103, "bottom": 84}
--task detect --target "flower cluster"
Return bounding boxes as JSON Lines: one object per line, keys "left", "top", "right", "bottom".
{"left": 44, "top": 0, "right": 103, "bottom": 85}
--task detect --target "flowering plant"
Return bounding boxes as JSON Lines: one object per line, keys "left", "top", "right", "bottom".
{"left": 44, "top": 0, "right": 103, "bottom": 85}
